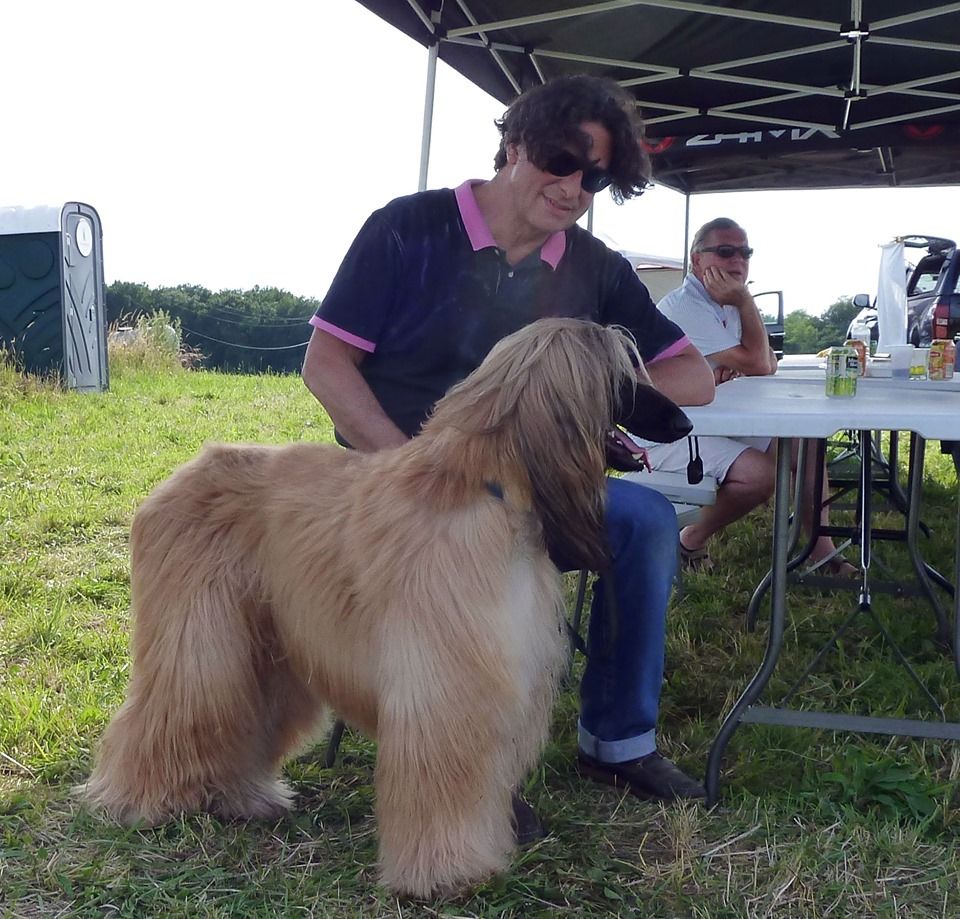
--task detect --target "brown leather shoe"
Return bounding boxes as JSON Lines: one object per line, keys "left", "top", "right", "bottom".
{"left": 577, "top": 751, "right": 706, "bottom": 801}
{"left": 511, "top": 792, "right": 546, "bottom": 846}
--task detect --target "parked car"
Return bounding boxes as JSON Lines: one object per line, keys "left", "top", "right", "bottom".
{"left": 846, "top": 235, "right": 960, "bottom": 347}
{"left": 754, "top": 289, "right": 785, "bottom": 359}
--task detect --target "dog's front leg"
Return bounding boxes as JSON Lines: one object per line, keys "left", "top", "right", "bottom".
{"left": 372, "top": 632, "right": 519, "bottom": 899}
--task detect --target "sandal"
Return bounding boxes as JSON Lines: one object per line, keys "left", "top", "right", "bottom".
{"left": 807, "top": 553, "right": 858, "bottom": 578}
{"left": 679, "top": 540, "right": 712, "bottom": 570}
{"left": 821, "top": 556, "right": 858, "bottom": 578}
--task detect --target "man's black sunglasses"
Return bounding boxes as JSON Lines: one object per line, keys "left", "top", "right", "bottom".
{"left": 539, "top": 149, "right": 613, "bottom": 194}
{"left": 697, "top": 244, "right": 754, "bottom": 260}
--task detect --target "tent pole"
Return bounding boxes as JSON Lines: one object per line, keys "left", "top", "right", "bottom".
{"left": 682, "top": 192, "right": 691, "bottom": 273}
{"left": 418, "top": 41, "right": 439, "bottom": 192}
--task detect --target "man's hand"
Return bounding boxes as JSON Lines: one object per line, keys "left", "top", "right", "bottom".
{"left": 302, "top": 329, "right": 409, "bottom": 452}
{"left": 702, "top": 266, "right": 750, "bottom": 308}
{"left": 699, "top": 269, "right": 777, "bottom": 377}
{"left": 713, "top": 365, "right": 741, "bottom": 384}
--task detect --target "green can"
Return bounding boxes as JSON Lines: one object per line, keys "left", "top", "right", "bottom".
{"left": 825, "top": 346, "right": 858, "bottom": 397}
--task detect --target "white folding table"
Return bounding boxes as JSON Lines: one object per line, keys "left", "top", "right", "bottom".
{"left": 681, "top": 375, "right": 960, "bottom": 806}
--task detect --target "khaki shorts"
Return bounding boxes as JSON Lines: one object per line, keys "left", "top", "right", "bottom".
{"left": 645, "top": 435, "right": 772, "bottom": 484}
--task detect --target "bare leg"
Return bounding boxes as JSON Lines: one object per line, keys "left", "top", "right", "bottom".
{"left": 680, "top": 447, "right": 774, "bottom": 552}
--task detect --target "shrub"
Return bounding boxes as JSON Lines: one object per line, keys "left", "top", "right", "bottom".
{"left": 108, "top": 310, "right": 202, "bottom": 377}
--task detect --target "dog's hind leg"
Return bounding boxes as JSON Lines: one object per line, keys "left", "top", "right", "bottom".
{"left": 81, "top": 583, "right": 302, "bottom": 823}
{"left": 82, "top": 483, "right": 314, "bottom": 825}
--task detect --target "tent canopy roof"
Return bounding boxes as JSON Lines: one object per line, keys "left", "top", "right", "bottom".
{"left": 358, "top": 1, "right": 960, "bottom": 193}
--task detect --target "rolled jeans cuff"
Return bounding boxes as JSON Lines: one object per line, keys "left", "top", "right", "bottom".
{"left": 577, "top": 719, "right": 656, "bottom": 763}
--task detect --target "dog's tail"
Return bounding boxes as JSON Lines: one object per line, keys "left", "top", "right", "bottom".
{"left": 80, "top": 444, "right": 315, "bottom": 823}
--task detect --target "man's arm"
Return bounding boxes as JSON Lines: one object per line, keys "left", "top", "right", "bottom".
{"left": 702, "top": 267, "right": 777, "bottom": 376}
{"left": 645, "top": 342, "right": 715, "bottom": 406}
{"left": 301, "top": 328, "right": 408, "bottom": 453}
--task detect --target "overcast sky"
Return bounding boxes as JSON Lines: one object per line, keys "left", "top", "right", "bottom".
{"left": 4, "top": 0, "right": 959, "bottom": 315}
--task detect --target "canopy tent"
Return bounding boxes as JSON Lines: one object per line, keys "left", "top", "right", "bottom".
{"left": 357, "top": 1, "right": 960, "bottom": 194}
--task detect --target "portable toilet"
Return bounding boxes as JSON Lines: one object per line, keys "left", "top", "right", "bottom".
{"left": 0, "top": 202, "right": 108, "bottom": 391}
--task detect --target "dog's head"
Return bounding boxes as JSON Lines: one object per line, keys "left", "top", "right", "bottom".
{"left": 425, "top": 318, "right": 694, "bottom": 571}
{"left": 615, "top": 364, "right": 693, "bottom": 445}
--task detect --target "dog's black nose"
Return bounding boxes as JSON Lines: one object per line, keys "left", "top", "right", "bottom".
{"left": 617, "top": 381, "right": 693, "bottom": 444}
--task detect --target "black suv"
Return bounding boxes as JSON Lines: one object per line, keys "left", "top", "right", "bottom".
{"left": 847, "top": 235, "right": 960, "bottom": 347}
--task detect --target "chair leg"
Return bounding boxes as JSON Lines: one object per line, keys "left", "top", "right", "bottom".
{"left": 565, "top": 570, "right": 592, "bottom": 681}
{"left": 571, "top": 569, "right": 590, "bottom": 639}
{"left": 673, "top": 548, "right": 686, "bottom": 599}
{"left": 324, "top": 718, "right": 347, "bottom": 768}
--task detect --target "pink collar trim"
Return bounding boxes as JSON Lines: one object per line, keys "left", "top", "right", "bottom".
{"left": 454, "top": 180, "right": 566, "bottom": 269}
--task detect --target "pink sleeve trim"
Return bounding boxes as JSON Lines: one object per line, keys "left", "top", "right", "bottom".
{"left": 647, "top": 335, "right": 691, "bottom": 364}
{"left": 309, "top": 316, "right": 376, "bottom": 353}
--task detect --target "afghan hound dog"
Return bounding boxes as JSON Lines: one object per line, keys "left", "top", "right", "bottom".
{"left": 80, "top": 317, "right": 691, "bottom": 898}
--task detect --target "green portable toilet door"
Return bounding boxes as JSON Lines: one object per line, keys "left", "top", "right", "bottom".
{"left": 60, "top": 203, "right": 107, "bottom": 392}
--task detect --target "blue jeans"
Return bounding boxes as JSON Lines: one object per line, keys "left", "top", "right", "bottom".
{"left": 567, "top": 477, "right": 679, "bottom": 763}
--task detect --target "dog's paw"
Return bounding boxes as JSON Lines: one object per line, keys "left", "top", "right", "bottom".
{"left": 212, "top": 778, "right": 294, "bottom": 821}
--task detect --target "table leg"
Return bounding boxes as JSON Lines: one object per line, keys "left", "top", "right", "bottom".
{"left": 705, "top": 436, "right": 793, "bottom": 807}
{"left": 746, "top": 438, "right": 813, "bottom": 631}
{"left": 887, "top": 431, "right": 908, "bottom": 518}
{"left": 904, "top": 434, "right": 950, "bottom": 646}
{"left": 858, "top": 430, "right": 872, "bottom": 600}
{"left": 829, "top": 432, "right": 944, "bottom": 713}
{"left": 781, "top": 431, "right": 945, "bottom": 716}
{"left": 954, "top": 445, "right": 960, "bottom": 679}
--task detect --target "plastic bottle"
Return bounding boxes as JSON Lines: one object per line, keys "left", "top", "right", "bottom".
{"left": 850, "top": 319, "right": 873, "bottom": 358}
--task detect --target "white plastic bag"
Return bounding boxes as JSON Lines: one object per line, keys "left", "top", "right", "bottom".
{"left": 876, "top": 241, "right": 907, "bottom": 353}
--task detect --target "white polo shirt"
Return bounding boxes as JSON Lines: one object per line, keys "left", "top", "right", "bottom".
{"left": 657, "top": 273, "right": 742, "bottom": 367}
{"left": 646, "top": 273, "right": 769, "bottom": 482}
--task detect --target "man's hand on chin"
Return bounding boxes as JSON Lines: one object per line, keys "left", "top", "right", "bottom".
{"left": 703, "top": 266, "right": 750, "bottom": 307}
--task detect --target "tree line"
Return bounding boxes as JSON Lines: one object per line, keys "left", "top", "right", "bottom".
{"left": 774, "top": 296, "right": 862, "bottom": 354}
{"left": 106, "top": 281, "right": 865, "bottom": 373}
{"left": 106, "top": 282, "right": 318, "bottom": 373}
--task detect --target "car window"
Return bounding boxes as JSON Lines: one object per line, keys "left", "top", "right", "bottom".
{"left": 908, "top": 255, "right": 945, "bottom": 295}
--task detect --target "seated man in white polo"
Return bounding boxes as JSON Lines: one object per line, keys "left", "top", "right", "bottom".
{"left": 647, "top": 217, "right": 854, "bottom": 573}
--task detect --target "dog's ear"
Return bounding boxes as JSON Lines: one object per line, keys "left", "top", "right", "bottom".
{"left": 616, "top": 378, "right": 693, "bottom": 444}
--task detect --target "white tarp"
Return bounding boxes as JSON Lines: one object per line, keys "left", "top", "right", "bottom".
{"left": 876, "top": 241, "right": 907, "bottom": 353}
{"left": 593, "top": 232, "right": 684, "bottom": 300}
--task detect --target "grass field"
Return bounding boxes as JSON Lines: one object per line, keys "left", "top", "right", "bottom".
{"left": 2, "top": 351, "right": 959, "bottom": 917}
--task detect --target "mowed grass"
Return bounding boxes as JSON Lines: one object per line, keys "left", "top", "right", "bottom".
{"left": 2, "top": 352, "right": 959, "bottom": 917}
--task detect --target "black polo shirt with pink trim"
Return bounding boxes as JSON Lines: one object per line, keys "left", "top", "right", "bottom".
{"left": 312, "top": 180, "right": 689, "bottom": 441}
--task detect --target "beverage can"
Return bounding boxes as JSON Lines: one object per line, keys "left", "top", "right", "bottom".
{"left": 844, "top": 338, "right": 866, "bottom": 376}
{"left": 929, "top": 341, "right": 948, "bottom": 380}
{"left": 825, "top": 346, "right": 858, "bottom": 397}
